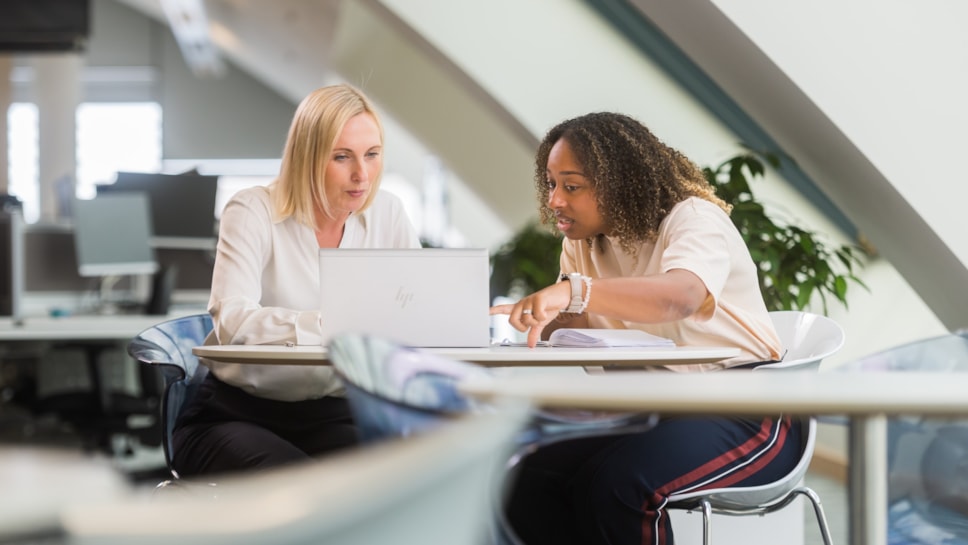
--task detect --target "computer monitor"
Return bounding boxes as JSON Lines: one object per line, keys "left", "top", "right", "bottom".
{"left": 97, "top": 171, "right": 219, "bottom": 250}
{"left": 72, "top": 193, "right": 158, "bottom": 277}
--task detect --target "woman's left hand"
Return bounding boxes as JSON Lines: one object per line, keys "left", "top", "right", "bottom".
{"left": 489, "top": 281, "right": 571, "bottom": 348}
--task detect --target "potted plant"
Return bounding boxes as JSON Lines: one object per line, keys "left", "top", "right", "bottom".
{"left": 489, "top": 221, "right": 562, "bottom": 302}
{"left": 703, "top": 149, "right": 867, "bottom": 313}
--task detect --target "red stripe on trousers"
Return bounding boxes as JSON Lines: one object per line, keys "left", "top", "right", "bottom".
{"left": 639, "top": 416, "right": 792, "bottom": 545}
{"left": 656, "top": 417, "right": 782, "bottom": 496}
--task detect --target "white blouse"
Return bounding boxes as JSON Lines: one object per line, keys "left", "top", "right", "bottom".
{"left": 203, "top": 185, "right": 421, "bottom": 401}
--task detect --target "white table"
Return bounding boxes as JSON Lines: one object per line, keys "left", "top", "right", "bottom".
{"left": 458, "top": 370, "right": 968, "bottom": 545}
{"left": 191, "top": 343, "right": 741, "bottom": 367}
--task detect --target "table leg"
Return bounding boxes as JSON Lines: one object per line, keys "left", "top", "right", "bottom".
{"left": 848, "top": 413, "right": 888, "bottom": 545}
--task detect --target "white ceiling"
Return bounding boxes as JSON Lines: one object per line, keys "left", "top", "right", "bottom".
{"left": 114, "top": 0, "right": 342, "bottom": 101}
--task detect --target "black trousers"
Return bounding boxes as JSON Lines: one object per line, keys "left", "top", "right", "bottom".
{"left": 171, "top": 373, "right": 359, "bottom": 477}
{"left": 505, "top": 415, "right": 802, "bottom": 545}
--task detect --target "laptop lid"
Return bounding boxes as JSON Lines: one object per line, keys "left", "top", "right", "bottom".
{"left": 318, "top": 248, "right": 491, "bottom": 348}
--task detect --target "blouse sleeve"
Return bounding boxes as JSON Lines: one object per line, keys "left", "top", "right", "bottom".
{"left": 207, "top": 189, "right": 319, "bottom": 346}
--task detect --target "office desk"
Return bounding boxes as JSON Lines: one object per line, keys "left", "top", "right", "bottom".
{"left": 1, "top": 315, "right": 174, "bottom": 405}
{"left": 0, "top": 313, "right": 197, "bottom": 440}
{"left": 459, "top": 370, "right": 968, "bottom": 545}
{"left": 191, "top": 344, "right": 740, "bottom": 367}
{"left": 0, "top": 315, "right": 174, "bottom": 341}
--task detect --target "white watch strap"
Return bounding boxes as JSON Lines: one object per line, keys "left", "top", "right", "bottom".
{"left": 561, "top": 272, "right": 584, "bottom": 313}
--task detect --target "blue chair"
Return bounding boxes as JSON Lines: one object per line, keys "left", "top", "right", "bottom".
{"left": 327, "top": 333, "right": 657, "bottom": 545}
{"left": 127, "top": 313, "right": 213, "bottom": 485}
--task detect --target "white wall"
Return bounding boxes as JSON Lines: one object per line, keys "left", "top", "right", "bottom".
{"left": 712, "top": 0, "right": 968, "bottom": 269}
{"left": 691, "top": 0, "right": 965, "bottom": 361}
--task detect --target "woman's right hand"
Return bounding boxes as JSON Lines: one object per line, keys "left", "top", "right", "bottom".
{"left": 489, "top": 281, "right": 572, "bottom": 348}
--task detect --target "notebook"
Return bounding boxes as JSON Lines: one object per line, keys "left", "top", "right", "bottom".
{"left": 548, "top": 328, "right": 675, "bottom": 348}
{"left": 318, "top": 248, "right": 492, "bottom": 348}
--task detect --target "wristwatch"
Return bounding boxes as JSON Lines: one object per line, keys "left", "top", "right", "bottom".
{"left": 559, "top": 272, "right": 585, "bottom": 313}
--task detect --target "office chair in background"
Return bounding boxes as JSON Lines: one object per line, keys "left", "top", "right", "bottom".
{"left": 127, "top": 313, "right": 212, "bottom": 487}
{"left": 30, "top": 340, "right": 164, "bottom": 456}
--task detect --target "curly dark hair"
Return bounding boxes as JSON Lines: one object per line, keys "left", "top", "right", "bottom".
{"left": 535, "top": 112, "right": 730, "bottom": 256}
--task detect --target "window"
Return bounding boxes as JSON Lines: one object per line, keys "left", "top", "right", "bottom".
{"left": 75, "top": 102, "right": 162, "bottom": 198}
{"left": 5, "top": 101, "right": 162, "bottom": 223}
{"left": 7, "top": 103, "right": 39, "bottom": 222}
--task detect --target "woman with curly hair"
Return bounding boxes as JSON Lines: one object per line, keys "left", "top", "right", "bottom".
{"left": 491, "top": 112, "right": 794, "bottom": 545}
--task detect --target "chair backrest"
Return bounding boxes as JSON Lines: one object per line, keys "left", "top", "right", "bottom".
{"left": 667, "top": 416, "right": 817, "bottom": 509}
{"left": 327, "top": 334, "right": 653, "bottom": 445}
{"left": 63, "top": 405, "right": 529, "bottom": 545}
{"left": 328, "top": 334, "right": 492, "bottom": 442}
{"left": 127, "top": 313, "right": 213, "bottom": 472}
{"left": 760, "top": 311, "right": 845, "bottom": 371}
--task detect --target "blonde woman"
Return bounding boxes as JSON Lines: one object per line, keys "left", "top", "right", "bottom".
{"left": 174, "top": 84, "right": 419, "bottom": 476}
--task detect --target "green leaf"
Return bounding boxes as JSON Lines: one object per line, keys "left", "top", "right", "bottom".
{"left": 713, "top": 144, "right": 867, "bottom": 313}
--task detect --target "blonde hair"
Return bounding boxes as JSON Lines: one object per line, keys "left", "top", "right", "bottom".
{"left": 272, "top": 84, "right": 384, "bottom": 230}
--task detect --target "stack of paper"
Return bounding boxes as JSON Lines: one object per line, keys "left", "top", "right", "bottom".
{"left": 548, "top": 328, "right": 675, "bottom": 348}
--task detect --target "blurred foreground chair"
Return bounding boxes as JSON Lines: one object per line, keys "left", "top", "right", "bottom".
{"left": 836, "top": 331, "right": 968, "bottom": 544}
{"left": 664, "top": 311, "right": 843, "bottom": 544}
{"left": 62, "top": 404, "right": 529, "bottom": 545}
{"left": 1, "top": 446, "right": 130, "bottom": 544}
{"left": 127, "top": 313, "right": 212, "bottom": 486}
{"left": 327, "top": 333, "right": 658, "bottom": 545}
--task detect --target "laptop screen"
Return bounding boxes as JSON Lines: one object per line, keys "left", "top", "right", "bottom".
{"left": 318, "top": 248, "right": 491, "bottom": 348}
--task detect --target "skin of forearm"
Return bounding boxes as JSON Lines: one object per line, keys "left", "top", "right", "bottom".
{"left": 584, "top": 270, "right": 707, "bottom": 324}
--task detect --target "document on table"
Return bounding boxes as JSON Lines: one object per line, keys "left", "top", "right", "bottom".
{"left": 548, "top": 328, "right": 675, "bottom": 348}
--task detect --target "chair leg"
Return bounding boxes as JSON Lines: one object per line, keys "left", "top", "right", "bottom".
{"left": 700, "top": 499, "right": 712, "bottom": 545}
{"left": 792, "top": 487, "right": 834, "bottom": 545}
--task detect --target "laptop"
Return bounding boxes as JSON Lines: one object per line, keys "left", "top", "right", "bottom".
{"left": 318, "top": 248, "right": 492, "bottom": 348}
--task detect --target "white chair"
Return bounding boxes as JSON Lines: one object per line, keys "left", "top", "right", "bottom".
{"left": 666, "top": 311, "right": 844, "bottom": 544}
{"left": 666, "top": 417, "right": 834, "bottom": 545}
{"left": 759, "top": 310, "right": 846, "bottom": 371}
{"left": 62, "top": 405, "right": 529, "bottom": 545}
